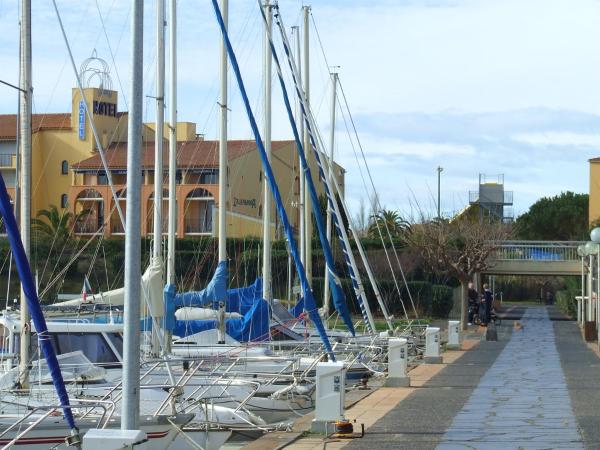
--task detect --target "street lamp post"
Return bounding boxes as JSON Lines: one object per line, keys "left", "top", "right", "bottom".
{"left": 437, "top": 166, "right": 443, "bottom": 219}
{"left": 590, "top": 228, "right": 600, "bottom": 345}
{"left": 578, "top": 244, "right": 586, "bottom": 327}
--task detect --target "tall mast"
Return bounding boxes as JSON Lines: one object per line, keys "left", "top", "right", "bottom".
{"left": 218, "top": 0, "right": 228, "bottom": 265}
{"left": 323, "top": 71, "right": 337, "bottom": 318}
{"left": 302, "top": 6, "right": 312, "bottom": 285}
{"left": 292, "top": 25, "right": 305, "bottom": 272}
{"left": 153, "top": 0, "right": 166, "bottom": 262}
{"left": 262, "top": 0, "right": 272, "bottom": 304}
{"left": 18, "top": 0, "right": 31, "bottom": 390}
{"left": 166, "top": 0, "right": 177, "bottom": 285}
{"left": 122, "top": 0, "right": 144, "bottom": 429}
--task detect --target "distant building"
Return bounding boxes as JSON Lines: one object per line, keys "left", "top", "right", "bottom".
{"left": 589, "top": 157, "right": 600, "bottom": 225}
{"left": 0, "top": 85, "right": 344, "bottom": 239}
{"left": 467, "top": 174, "right": 513, "bottom": 223}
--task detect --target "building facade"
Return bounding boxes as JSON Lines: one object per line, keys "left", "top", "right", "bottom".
{"left": 0, "top": 86, "right": 345, "bottom": 239}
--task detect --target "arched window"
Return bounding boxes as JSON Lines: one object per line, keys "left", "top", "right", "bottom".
{"left": 60, "top": 194, "right": 68, "bottom": 209}
{"left": 61, "top": 160, "right": 68, "bottom": 175}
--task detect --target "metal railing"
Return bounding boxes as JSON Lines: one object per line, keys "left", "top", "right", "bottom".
{"left": 74, "top": 222, "right": 103, "bottom": 234}
{"left": 490, "top": 241, "right": 585, "bottom": 262}
{"left": 0, "top": 154, "right": 15, "bottom": 168}
{"left": 184, "top": 217, "right": 212, "bottom": 234}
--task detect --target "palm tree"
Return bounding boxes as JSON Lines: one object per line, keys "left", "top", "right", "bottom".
{"left": 31, "top": 204, "right": 89, "bottom": 244}
{"left": 368, "top": 209, "right": 411, "bottom": 239}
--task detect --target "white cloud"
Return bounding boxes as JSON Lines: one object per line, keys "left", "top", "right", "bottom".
{"left": 513, "top": 132, "right": 600, "bottom": 148}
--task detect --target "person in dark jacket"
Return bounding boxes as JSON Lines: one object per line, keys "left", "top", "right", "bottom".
{"left": 467, "top": 282, "right": 479, "bottom": 325}
{"left": 482, "top": 283, "right": 493, "bottom": 325}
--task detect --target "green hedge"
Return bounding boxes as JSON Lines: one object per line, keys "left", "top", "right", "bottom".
{"left": 556, "top": 289, "right": 577, "bottom": 317}
{"left": 431, "top": 285, "right": 453, "bottom": 318}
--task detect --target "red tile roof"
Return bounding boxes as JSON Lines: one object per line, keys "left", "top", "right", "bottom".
{"left": 0, "top": 113, "right": 71, "bottom": 140}
{"left": 72, "top": 139, "right": 294, "bottom": 170}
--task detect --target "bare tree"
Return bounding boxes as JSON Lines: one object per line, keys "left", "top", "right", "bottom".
{"left": 352, "top": 196, "right": 369, "bottom": 237}
{"left": 406, "top": 217, "right": 511, "bottom": 329}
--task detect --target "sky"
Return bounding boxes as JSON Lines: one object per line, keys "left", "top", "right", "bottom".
{"left": 1, "top": 0, "right": 600, "bottom": 222}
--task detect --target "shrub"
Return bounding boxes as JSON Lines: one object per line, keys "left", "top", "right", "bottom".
{"left": 431, "top": 285, "right": 453, "bottom": 318}
{"left": 556, "top": 290, "right": 577, "bottom": 317}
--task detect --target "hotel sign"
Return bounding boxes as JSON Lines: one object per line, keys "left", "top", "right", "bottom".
{"left": 93, "top": 100, "right": 117, "bottom": 117}
{"left": 78, "top": 100, "right": 86, "bottom": 140}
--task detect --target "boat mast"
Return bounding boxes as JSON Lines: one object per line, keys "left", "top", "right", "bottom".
{"left": 18, "top": 0, "right": 31, "bottom": 390}
{"left": 302, "top": 6, "right": 312, "bottom": 286}
{"left": 323, "top": 71, "right": 337, "bottom": 319}
{"left": 167, "top": 0, "right": 177, "bottom": 285}
{"left": 122, "top": 0, "right": 144, "bottom": 430}
{"left": 293, "top": 25, "right": 305, "bottom": 283}
{"left": 153, "top": 0, "right": 165, "bottom": 262}
{"left": 262, "top": 0, "right": 272, "bottom": 306}
{"left": 217, "top": 0, "right": 228, "bottom": 343}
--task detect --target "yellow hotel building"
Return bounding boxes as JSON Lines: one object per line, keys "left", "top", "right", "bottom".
{"left": 0, "top": 86, "right": 345, "bottom": 238}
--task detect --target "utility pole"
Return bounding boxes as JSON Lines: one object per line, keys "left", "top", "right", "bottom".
{"left": 437, "top": 166, "right": 443, "bottom": 219}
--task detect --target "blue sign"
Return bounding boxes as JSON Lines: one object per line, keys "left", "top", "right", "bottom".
{"left": 78, "top": 100, "right": 86, "bottom": 140}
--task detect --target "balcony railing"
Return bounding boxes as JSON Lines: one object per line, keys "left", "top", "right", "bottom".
{"left": 490, "top": 241, "right": 585, "bottom": 262}
{"left": 74, "top": 222, "right": 103, "bottom": 235}
{"left": 184, "top": 217, "right": 212, "bottom": 235}
{"left": 111, "top": 222, "right": 125, "bottom": 235}
{"left": 0, "top": 154, "right": 16, "bottom": 169}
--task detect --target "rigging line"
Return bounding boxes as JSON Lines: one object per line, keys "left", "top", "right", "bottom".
{"left": 308, "top": 101, "right": 395, "bottom": 327}
{"left": 335, "top": 93, "right": 402, "bottom": 320}
{"left": 272, "top": 6, "right": 375, "bottom": 333}
{"left": 211, "top": 0, "right": 335, "bottom": 360}
{"left": 337, "top": 80, "right": 418, "bottom": 320}
{"left": 95, "top": 0, "right": 128, "bottom": 109}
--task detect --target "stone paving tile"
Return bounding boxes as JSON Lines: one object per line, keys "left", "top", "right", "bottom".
{"left": 554, "top": 315, "right": 600, "bottom": 449}
{"left": 346, "top": 335, "right": 509, "bottom": 450}
{"left": 436, "top": 307, "right": 583, "bottom": 450}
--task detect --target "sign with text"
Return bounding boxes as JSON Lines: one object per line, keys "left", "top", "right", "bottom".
{"left": 92, "top": 100, "right": 117, "bottom": 117}
{"left": 78, "top": 101, "right": 86, "bottom": 140}
{"left": 233, "top": 197, "right": 257, "bottom": 209}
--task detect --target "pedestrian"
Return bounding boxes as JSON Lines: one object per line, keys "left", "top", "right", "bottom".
{"left": 467, "top": 282, "right": 479, "bottom": 325}
{"left": 482, "top": 283, "right": 493, "bottom": 325}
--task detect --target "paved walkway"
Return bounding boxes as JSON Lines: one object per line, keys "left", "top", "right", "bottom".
{"left": 437, "top": 307, "right": 583, "bottom": 449}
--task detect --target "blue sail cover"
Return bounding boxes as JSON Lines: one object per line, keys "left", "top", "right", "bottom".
{"left": 172, "top": 296, "right": 270, "bottom": 342}
{"left": 168, "top": 260, "right": 228, "bottom": 309}
{"left": 227, "top": 277, "right": 262, "bottom": 313}
{"left": 290, "top": 297, "right": 305, "bottom": 319}
{"left": 0, "top": 174, "right": 77, "bottom": 431}
{"left": 164, "top": 267, "right": 268, "bottom": 342}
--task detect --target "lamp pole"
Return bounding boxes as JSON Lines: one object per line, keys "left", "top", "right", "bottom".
{"left": 437, "top": 166, "right": 443, "bottom": 219}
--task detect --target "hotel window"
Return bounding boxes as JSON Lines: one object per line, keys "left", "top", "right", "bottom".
{"left": 61, "top": 160, "right": 68, "bottom": 175}
{"left": 97, "top": 173, "right": 108, "bottom": 185}
{"left": 60, "top": 194, "right": 68, "bottom": 209}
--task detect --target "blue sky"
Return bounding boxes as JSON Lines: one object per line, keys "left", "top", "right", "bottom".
{"left": 1, "top": 0, "right": 600, "bottom": 220}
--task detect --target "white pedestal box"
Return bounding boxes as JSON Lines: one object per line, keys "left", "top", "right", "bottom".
{"left": 447, "top": 320, "right": 460, "bottom": 349}
{"left": 311, "top": 361, "right": 345, "bottom": 433}
{"left": 385, "top": 337, "right": 410, "bottom": 387}
{"left": 424, "top": 326, "right": 442, "bottom": 364}
{"left": 83, "top": 429, "right": 148, "bottom": 450}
